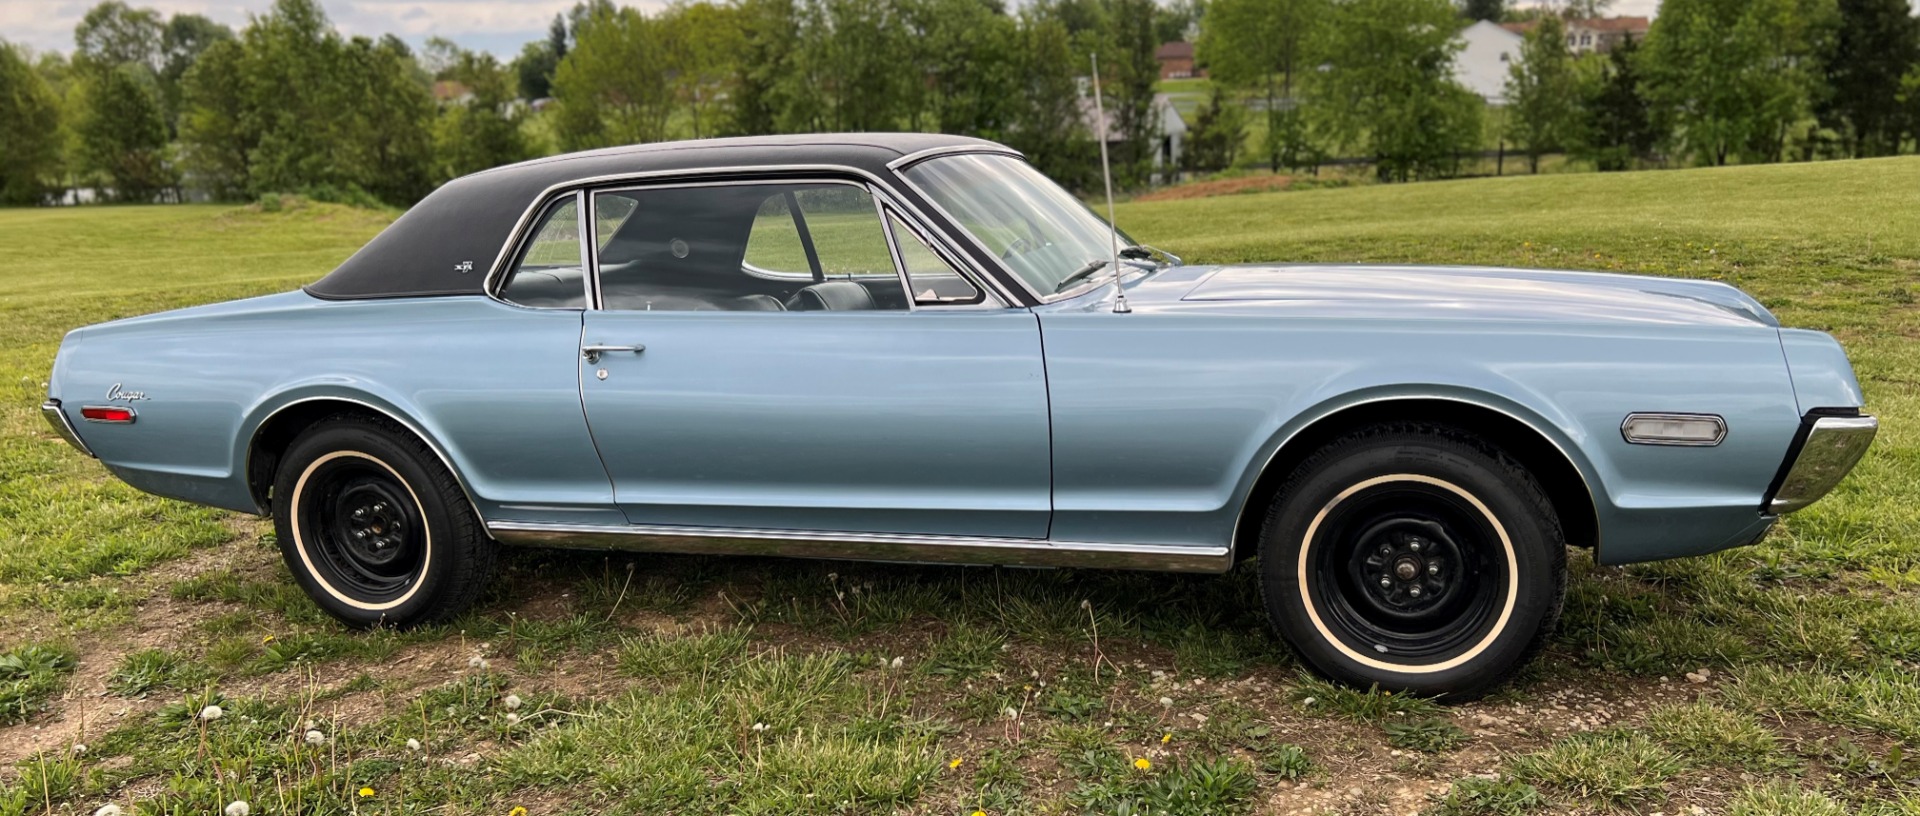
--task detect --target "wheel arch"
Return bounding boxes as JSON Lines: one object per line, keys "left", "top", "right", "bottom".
{"left": 243, "top": 392, "right": 483, "bottom": 522}
{"left": 1232, "top": 393, "right": 1600, "bottom": 565}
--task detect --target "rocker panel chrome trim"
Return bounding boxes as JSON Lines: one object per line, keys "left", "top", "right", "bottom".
{"left": 487, "top": 521, "right": 1232, "bottom": 573}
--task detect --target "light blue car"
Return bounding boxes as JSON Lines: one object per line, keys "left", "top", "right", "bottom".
{"left": 42, "top": 134, "right": 1876, "bottom": 696}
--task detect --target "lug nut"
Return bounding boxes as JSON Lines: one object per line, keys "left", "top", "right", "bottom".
{"left": 1379, "top": 576, "right": 1393, "bottom": 589}
{"left": 1428, "top": 563, "right": 1440, "bottom": 576}
{"left": 1408, "top": 585, "right": 1422, "bottom": 598}
{"left": 1408, "top": 540, "right": 1423, "bottom": 552}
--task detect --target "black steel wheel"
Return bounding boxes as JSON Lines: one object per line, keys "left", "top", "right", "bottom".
{"left": 272, "top": 414, "right": 494, "bottom": 628}
{"left": 1257, "top": 423, "right": 1565, "bottom": 699}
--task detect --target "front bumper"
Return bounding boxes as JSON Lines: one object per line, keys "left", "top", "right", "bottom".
{"left": 1764, "top": 412, "right": 1877, "bottom": 514}
{"left": 41, "top": 399, "right": 95, "bottom": 458}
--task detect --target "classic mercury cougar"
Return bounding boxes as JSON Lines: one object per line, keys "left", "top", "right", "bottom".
{"left": 43, "top": 134, "right": 1876, "bottom": 696}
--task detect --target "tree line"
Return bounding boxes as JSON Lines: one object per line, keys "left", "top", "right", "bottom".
{"left": 0, "top": 0, "right": 1917, "bottom": 208}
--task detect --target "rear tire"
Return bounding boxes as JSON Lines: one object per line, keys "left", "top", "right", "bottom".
{"left": 271, "top": 414, "right": 493, "bottom": 628}
{"left": 1257, "top": 423, "right": 1565, "bottom": 699}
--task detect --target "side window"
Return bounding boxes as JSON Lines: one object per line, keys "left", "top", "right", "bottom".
{"left": 595, "top": 183, "right": 909, "bottom": 312}
{"left": 888, "top": 213, "right": 982, "bottom": 305}
{"left": 499, "top": 197, "right": 587, "bottom": 308}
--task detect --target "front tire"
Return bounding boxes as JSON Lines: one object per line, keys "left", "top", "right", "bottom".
{"left": 1257, "top": 423, "right": 1565, "bottom": 699}
{"left": 271, "top": 415, "right": 494, "bottom": 628}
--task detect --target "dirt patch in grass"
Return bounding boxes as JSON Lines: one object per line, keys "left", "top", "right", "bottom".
{"left": 1134, "top": 174, "right": 1295, "bottom": 202}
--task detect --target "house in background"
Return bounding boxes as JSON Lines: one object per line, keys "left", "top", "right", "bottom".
{"left": 1452, "top": 19, "right": 1523, "bottom": 105}
{"left": 1155, "top": 41, "right": 1202, "bottom": 80}
{"left": 1080, "top": 90, "right": 1188, "bottom": 183}
{"left": 1501, "top": 16, "right": 1650, "bottom": 55}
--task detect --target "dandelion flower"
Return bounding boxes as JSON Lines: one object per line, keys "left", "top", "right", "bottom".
{"left": 1003, "top": 707, "right": 1019, "bottom": 720}
{"left": 304, "top": 730, "right": 327, "bottom": 746}
{"left": 71, "top": 743, "right": 87, "bottom": 755}
{"left": 948, "top": 757, "right": 964, "bottom": 770}
{"left": 262, "top": 635, "right": 274, "bottom": 644}
{"left": 406, "top": 738, "right": 422, "bottom": 751}
{"left": 503, "top": 694, "right": 523, "bottom": 710}
{"left": 198, "top": 705, "right": 224, "bottom": 721}
{"left": 508, "top": 808, "right": 527, "bottom": 816}
{"left": 972, "top": 811, "right": 987, "bottom": 816}
{"left": 358, "top": 787, "right": 375, "bottom": 798}
{"left": 1161, "top": 732, "right": 1172, "bottom": 744}
{"left": 93, "top": 805, "right": 123, "bottom": 816}
{"left": 1133, "top": 758, "right": 1152, "bottom": 771}
{"left": 225, "top": 801, "right": 250, "bottom": 816}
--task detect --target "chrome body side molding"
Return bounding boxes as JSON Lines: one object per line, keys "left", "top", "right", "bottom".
{"left": 486, "top": 521, "right": 1233, "bottom": 574}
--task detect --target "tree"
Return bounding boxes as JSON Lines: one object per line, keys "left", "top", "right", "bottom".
{"left": 1313, "top": 0, "right": 1484, "bottom": 181}
{"left": 1460, "top": 0, "right": 1506, "bottom": 21}
{"left": 658, "top": 2, "right": 747, "bottom": 139}
{"left": 428, "top": 43, "right": 531, "bottom": 182}
{"left": 900, "top": 0, "right": 1018, "bottom": 137}
{"left": 512, "top": 41, "right": 558, "bottom": 100}
{"left": 1004, "top": 6, "right": 1096, "bottom": 190}
{"left": 1182, "top": 83, "right": 1248, "bottom": 173}
{"left": 1575, "top": 33, "right": 1656, "bottom": 171}
{"left": 177, "top": 37, "right": 252, "bottom": 197}
{"left": 0, "top": 42, "right": 65, "bottom": 205}
{"left": 729, "top": 0, "right": 801, "bottom": 135}
{"left": 157, "top": 14, "right": 232, "bottom": 127}
{"left": 1504, "top": 15, "right": 1579, "bottom": 172}
{"left": 73, "top": 1, "right": 164, "bottom": 73}
{"left": 1198, "top": 0, "right": 1329, "bottom": 171}
{"left": 1155, "top": 0, "right": 1201, "bottom": 44}
{"left": 1639, "top": 0, "right": 1826, "bottom": 166}
{"left": 550, "top": 6, "right": 676, "bottom": 149}
{"left": 72, "top": 62, "right": 175, "bottom": 201}
{"left": 1102, "top": 0, "right": 1163, "bottom": 186}
{"left": 1817, "top": 0, "right": 1920, "bottom": 157}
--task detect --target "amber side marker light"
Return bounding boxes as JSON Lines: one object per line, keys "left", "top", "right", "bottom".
{"left": 80, "top": 405, "right": 137, "bottom": 424}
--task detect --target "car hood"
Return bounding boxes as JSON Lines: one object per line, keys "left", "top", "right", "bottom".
{"left": 1101, "top": 263, "right": 1778, "bottom": 328}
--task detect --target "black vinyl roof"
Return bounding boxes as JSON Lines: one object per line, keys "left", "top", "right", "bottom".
{"left": 306, "top": 133, "right": 1010, "bottom": 300}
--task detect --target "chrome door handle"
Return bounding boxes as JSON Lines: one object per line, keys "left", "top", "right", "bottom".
{"left": 582, "top": 344, "right": 644, "bottom": 363}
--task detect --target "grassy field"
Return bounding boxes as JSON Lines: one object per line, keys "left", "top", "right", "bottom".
{"left": 2, "top": 159, "right": 1919, "bottom": 815}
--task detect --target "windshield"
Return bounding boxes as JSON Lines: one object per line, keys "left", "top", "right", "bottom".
{"left": 902, "top": 153, "right": 1138, "bottom": 296}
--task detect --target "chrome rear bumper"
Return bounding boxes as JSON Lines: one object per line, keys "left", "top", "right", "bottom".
{"left": 1766, "top": 413, "right": 1876, "bottom": 514}
{"left": 41, "top": 399, "right": 95, "bottom": 458}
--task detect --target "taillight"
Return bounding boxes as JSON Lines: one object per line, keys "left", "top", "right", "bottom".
{"left": 80, "top": 405, "right": 136, "bottom": 423}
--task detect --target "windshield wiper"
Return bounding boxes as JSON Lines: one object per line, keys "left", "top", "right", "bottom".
{"left": 1053, "top": 259, "right": 1110, "bottom": 293}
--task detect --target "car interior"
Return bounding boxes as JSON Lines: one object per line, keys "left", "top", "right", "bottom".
{"left": 497, "top": 183, "right": 982, "bottom": 311}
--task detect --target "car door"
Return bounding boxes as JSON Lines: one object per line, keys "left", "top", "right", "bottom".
{"left": 575, "top": 179, "right": 1052, "bottom": 539}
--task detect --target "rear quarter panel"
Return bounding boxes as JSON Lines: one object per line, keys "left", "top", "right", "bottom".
{"left": 51, "top": 292, "right": 620, "bottom": 524}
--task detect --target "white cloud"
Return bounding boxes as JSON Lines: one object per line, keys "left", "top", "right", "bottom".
{"left": 2, "top": 0, "right": 666, "bottom": 58}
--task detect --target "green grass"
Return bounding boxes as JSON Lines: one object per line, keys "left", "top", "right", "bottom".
{"left": 4, "top": 157, "right": 1920, "bottom": 811}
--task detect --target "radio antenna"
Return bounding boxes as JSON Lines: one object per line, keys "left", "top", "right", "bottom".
{"left": 1090, "top": 53, "right": 1130, "bottom": 314}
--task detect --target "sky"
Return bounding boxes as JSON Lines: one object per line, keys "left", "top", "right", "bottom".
{"left": 2, "top": 0, "right": 1666, "bottom": 60}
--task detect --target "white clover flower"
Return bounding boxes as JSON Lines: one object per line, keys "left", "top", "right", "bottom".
{"left": 304, "top": 730, "right": 327, "bottom": 746}
{"left": 198, "top": 705, "right": 224, "bottom": 721}
{"left": 304, "top": 719, "right": 317, "bottom": 730}
{"left": 71, "top": 743, "right": 87, "bottom": 755}
{"left": 1301, "top": 696, "right": 1318, "bottom": 706}
{"left": 467, "top": 655, "right": 489, "bottom": 670}
{"left": 1080, "top": 599, "right": 1092, "bottom": 610}
{"left": 505, "top": 712, "right": 520, "bottom": 724}
{"left": 1158, "top": 697, "right": 1173, "bottom": 707}
{"left": 1003, "top": 707, "right": 1020, "bottom": 720}
{"left": 503, "top": 694, "right": 523, "bottom": 710}
{"left": 751, "top": 722, "right": 768, "bottom": 732}
{"left": 93, "top": 805, "right": 123, "bottom": 816}
{"left": 225, "top": 801, "right": 251, "bottom": 816}
{"left": 406, "top": 738, "right": 422, "bottom": 751}
{"left": 889, "top": 657, "right": 904, "bottom": 670}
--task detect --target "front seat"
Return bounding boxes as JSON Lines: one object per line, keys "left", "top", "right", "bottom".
{"left": 785, "top": 280, "right": 876, "bottom": 311}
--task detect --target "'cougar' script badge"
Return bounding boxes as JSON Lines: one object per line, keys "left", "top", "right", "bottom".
{"left": 105, "top": 383, "right": 149, "bottom": 402}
